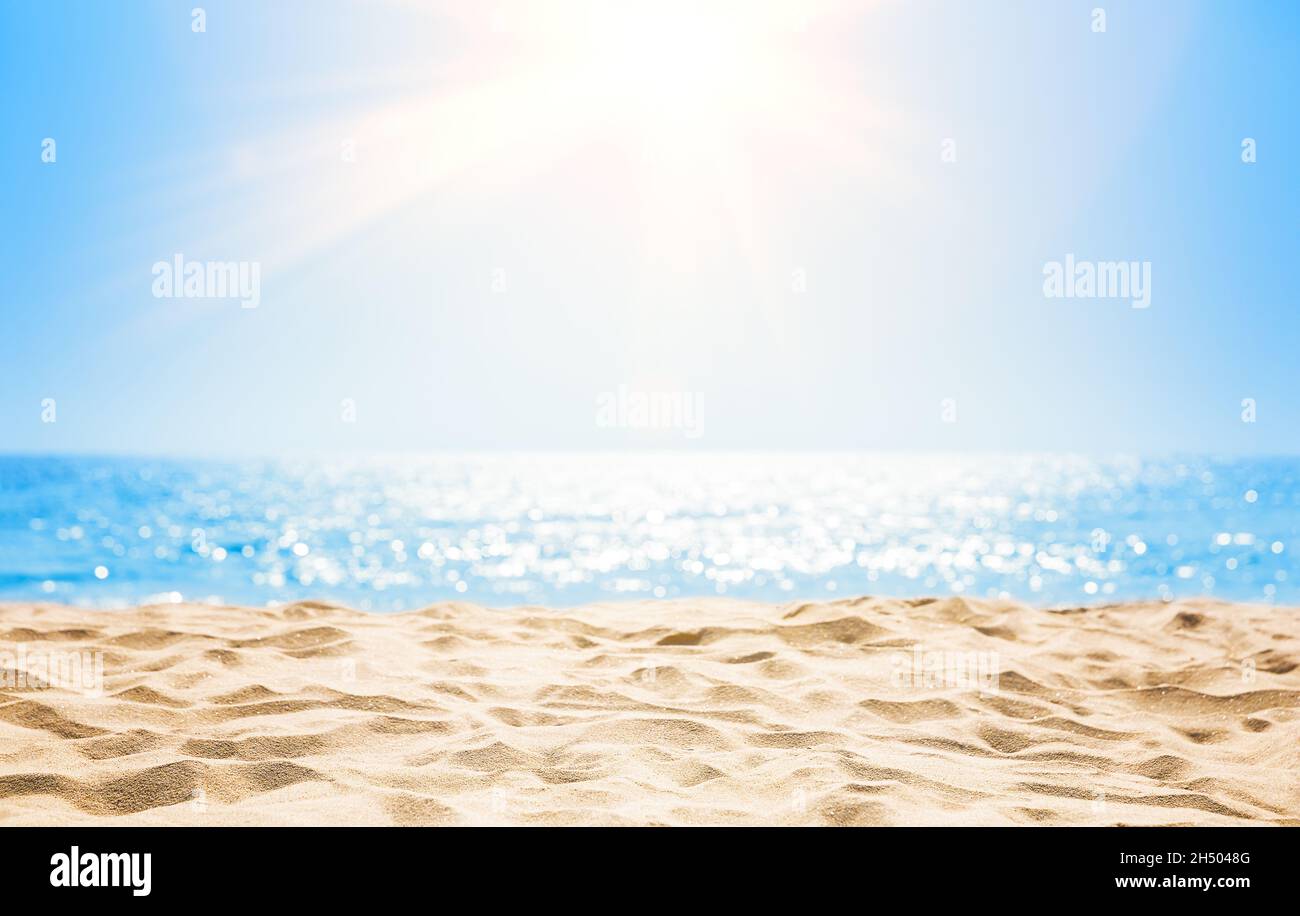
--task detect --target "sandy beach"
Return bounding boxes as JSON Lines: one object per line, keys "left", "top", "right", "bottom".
{"left": 1, "top": 596, "right": 1297, "bottom": 826}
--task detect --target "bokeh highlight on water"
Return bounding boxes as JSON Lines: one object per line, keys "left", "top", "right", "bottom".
{"left": 0, "top": 454, "right": 1295, "bottom": 611}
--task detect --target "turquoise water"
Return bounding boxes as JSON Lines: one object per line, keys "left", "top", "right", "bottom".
{"left": 0, "top": 454, "right": 1295, "bottom": 611}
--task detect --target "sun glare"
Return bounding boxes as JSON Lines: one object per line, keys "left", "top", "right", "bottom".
{"left": 483, "top": 0, "right": 819, "bottom": 131}
{"left": 580, "top": 2, "right": 777, "bottom": 123}
{"left": 164, "top": 1, "right": 892, "bottom": 296}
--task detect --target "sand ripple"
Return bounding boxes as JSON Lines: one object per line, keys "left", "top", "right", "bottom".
{"left": 0, "top": 596, "right": 1297, "bottom": 825}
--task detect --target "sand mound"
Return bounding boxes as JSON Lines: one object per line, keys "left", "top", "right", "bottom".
{"left": 0, "top": 596, "right": 1296, "bottom": 825}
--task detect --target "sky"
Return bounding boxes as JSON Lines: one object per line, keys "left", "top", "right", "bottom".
{"left": 1, "top": 0, "right": 1297, "bottom": 457}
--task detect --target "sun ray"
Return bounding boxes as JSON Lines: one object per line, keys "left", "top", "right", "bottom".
{"left": 125, "top": 0, "right": 908, "bottom": 339}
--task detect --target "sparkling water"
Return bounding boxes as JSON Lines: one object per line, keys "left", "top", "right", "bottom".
{"left": 0, "top": 453, "right": 1295, "bottom": 610}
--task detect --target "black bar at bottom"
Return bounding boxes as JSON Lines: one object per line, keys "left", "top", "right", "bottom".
{"left": 1, "top": 826, "right": 1286, "bottom": 901}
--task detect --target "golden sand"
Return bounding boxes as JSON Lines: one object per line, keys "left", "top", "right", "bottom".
{"left": 1, "top": 596, "right": 1297, "bottom": 825}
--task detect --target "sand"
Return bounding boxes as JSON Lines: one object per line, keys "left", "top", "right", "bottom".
{"left": 0, "top": 596, "right": 1297, "bottom": 826}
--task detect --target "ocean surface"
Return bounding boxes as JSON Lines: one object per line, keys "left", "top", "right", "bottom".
{"left": 0, "top": 453, "right": 1296, "bottom": 611}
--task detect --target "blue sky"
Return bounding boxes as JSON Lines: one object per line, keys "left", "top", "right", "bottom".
{"left": 2, "top": 0, "right": 1296, "bottom": 456}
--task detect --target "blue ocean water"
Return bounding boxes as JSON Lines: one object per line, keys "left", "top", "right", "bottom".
{"left": 0, "top": 454, "right": 1296, "bottom": 611}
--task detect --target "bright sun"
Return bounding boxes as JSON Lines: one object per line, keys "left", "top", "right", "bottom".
{"left": 199, "top": 2, "right": 897, "bottom": 283}
{"left": 581, "top": 2, "right": 781, "bottom": 122}
{"left": 494, "top": 0, "right": 816, "bottom": 131}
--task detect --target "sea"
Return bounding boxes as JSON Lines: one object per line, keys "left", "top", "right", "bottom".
{"left": 0, "top": 453, "right": 1295, "bottom": 611}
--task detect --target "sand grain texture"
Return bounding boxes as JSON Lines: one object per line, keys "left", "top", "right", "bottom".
{"left": 1, "top": 597, "right": 1297, "bottom": 825}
